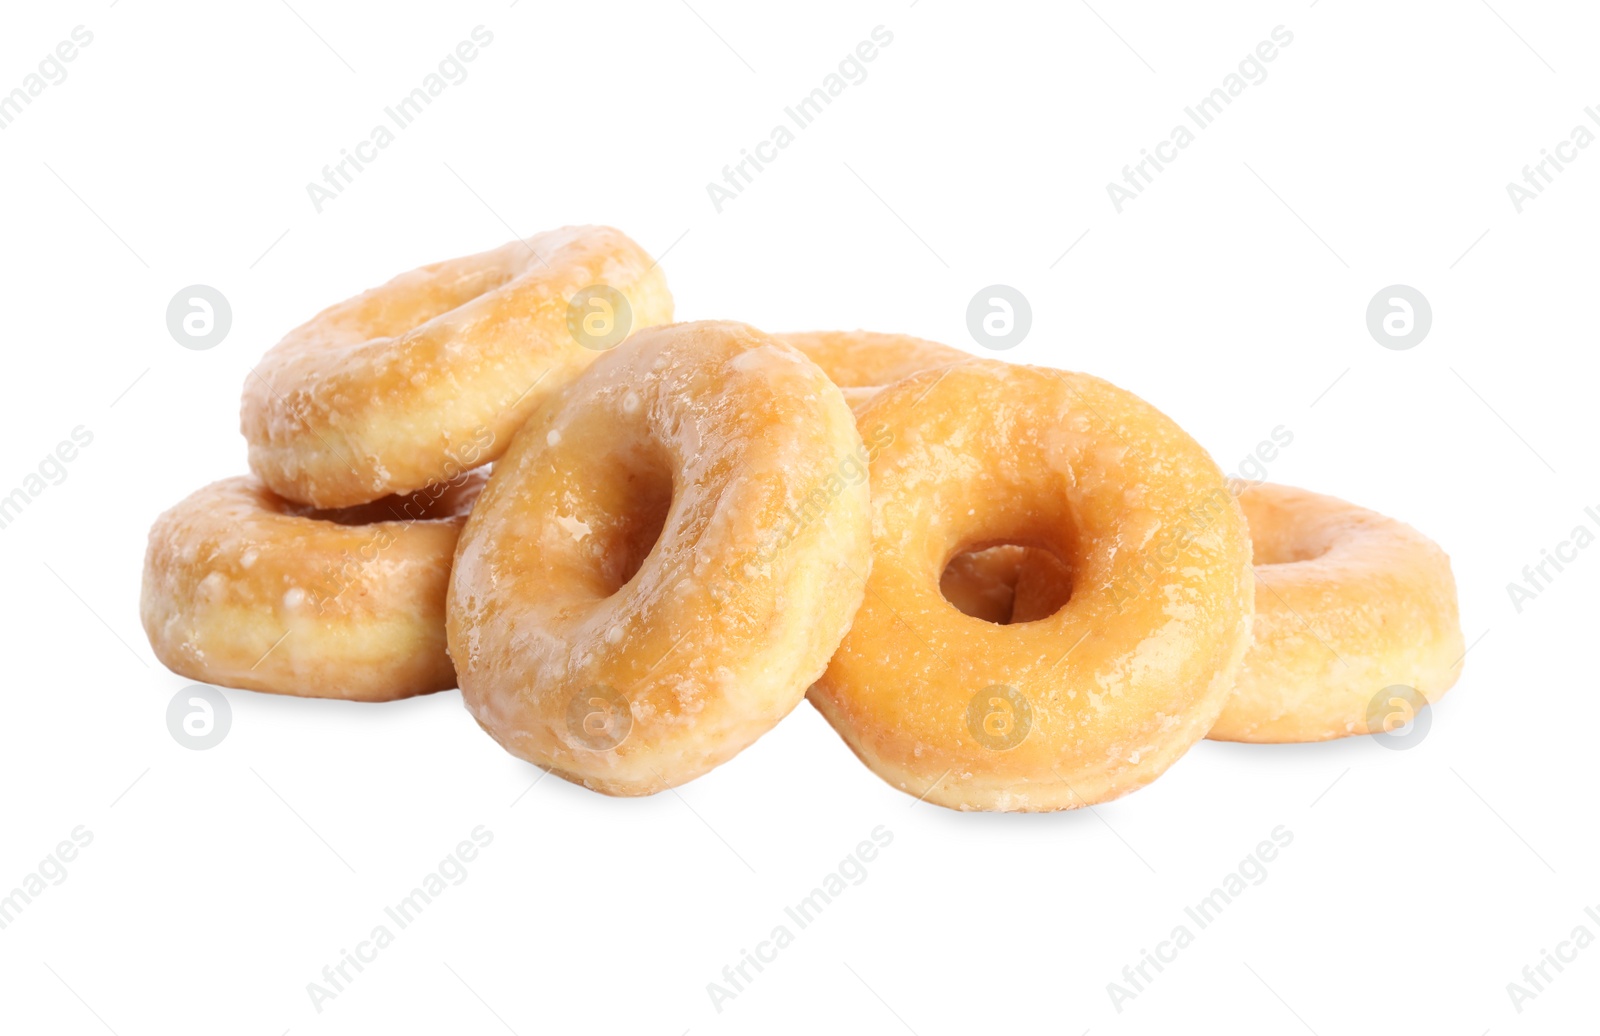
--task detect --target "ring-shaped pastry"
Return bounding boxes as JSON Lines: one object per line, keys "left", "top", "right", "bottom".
{"left": 242, "top": 225, "right": 672, "bottom": 507}
{"left": 810, "top": 361, "right": 1254, "bottom": 811}
{"left": 447, "top": 321, "right": 872, "bottom": 794}
{"left": 141, "top": 472, "right": 484, "bottom": 700}
{"left": 1207, "top": 482, "right": 1464, "bottom": 742}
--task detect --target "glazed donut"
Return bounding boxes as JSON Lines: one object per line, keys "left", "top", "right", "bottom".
{"left": 809, "top": 361, "right": 1254, "bottom": 811}
{"left": 141, "top": 472, "right": 484, "bottom": 701}
{"left": 777, "top": 330, "right": 968, "bottom": 410}
{"left": 448, "top": 321, "right": 872, "bottom": 795}
{"left": 1208, "top": 482, "right": 1464, "bottom": 742}
{"left": 242, "top": 225, "right": 673, "bottom": 508}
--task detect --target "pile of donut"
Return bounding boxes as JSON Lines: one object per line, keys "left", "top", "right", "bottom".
{"left": 140, "top": 225, "right": 1464, "bottom": 811}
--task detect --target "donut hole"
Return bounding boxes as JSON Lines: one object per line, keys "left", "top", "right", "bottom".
{"left": 940, "top": 543, "right": 1074, "bottom": 624}
{"left": 284, "top": 470, "right": 486, "bottom": 526}
{"left": 358, "top": 258, "right": 527, "bottom": 340}
{"left": 935, "top": 479, "right": 1082, "bottom": 624}
{"left": 1240, "top": 489, "right": 1337, "bottom": 567}
{"left": 1250, "top": 530, "right": 1332, "bottom": 567}
{"left": 591, "top": 445, "right": 675, "bottom": 598}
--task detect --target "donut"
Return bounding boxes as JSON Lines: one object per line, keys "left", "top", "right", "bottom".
{"left": 448, "top": 321, "right": 873, "bottom": 795}
{"left": 1207, "top": 482, "right": 1464, "bottom": 742}
{"left": 242, "top": 225, "right": 673, "bottom": 508}
{"left": 777, "top": 330, "right": 968, "bottom": 410}
{"left": 141, "top": 471, "right": 484, "bottom": 701}
{"left": 809, "top": 360, "right": 1255, "bottom": 811}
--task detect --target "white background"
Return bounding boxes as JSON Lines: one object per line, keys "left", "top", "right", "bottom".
{"left": 1, "top": 1, "right": 1595, "bottom": 1033}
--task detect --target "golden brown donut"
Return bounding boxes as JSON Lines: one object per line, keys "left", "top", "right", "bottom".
{"left": 242, "top": 225, "right": 673, "bottom": 508}
{"left": 141, "top": 472, "right": 484, "bottom": 701}
{"left": 810, "top": 361, "right": 1254, "bottom": 811}
{"left": 448, "top": 321, "right": 873, "bottom": 795}
{"left": 1207, "top": 482, "right": 1464, "bottom": 742}
{"left": 777, "top": 330, "right": 969, "bottom": 410}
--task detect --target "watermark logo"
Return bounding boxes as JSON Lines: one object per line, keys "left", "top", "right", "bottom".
{"left": 705, "top": 25, "right": 894, "bottom": 213}
{"left": 1105, "top": 485, "right": 1233, "bottom": 608}
{"left": 306, "top": 825, "right": 495, "bottom": 1014}
{"left": 166, "top": 285, "right": 232, "bottom": 351}
{"left": 1364, "top": 684, "right": 1429, "bottom": 750}
{"left": 1107, "top": 825, "right": 1294, "bottom": 1013}
{"left": 1227, "top": 424, "right": 1294, "bottom": 487}
{"left": 708, "top": 427, "right": 889, "bottom": 612}
{"left": 966, "top": 684, "right": 1031, "bottom": 750}
{"left": 1104, "top": 25, "right": 1295, "bottom": 212}
{"left": 1506, "top": 904, "right": 1600, "bottom": 1015}
{"left": 566, "top": 285, "right": 633, "bottom": 350}
{"left": 305, "top": 26, "right": 495, "bottom": 213}
{"left": 1505, "top": 108, "right": 1600, "bottom": 214}
{"left": 0, "top": 25, "right": 94, "bottom": 132}
{"left": 166, "top": 684, "right": 232, "bottom": 750}
{"left": 1366, "top": 285, "right": 1431, "bottom": 351}
{"left": 302, "top": 429, "right": 494, "bottom": 612}
{"left": 566, "top": 684, "right": 633, "bottom": 751}
{"left": 707, "top": 825, "right": 894, "bottom": 1014}
{"left": 0, "top": 425, "right": 94, "bottom": 533}
{"left": 966, "top": 285, "right": 1031, "bottom": 351}
{"left": 0, "top": 826, "right": 94, "bottom": 931}
{"left": 1505, "top": 504, "right": 1599, "bottom": 614}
